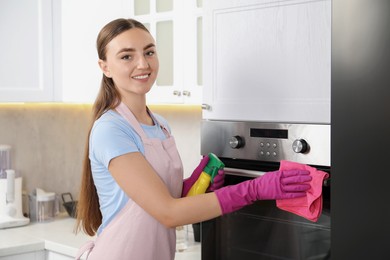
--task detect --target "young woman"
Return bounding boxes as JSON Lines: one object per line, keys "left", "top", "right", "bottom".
{"left": 75, "top": 18, "right": 312, "bottom": 260}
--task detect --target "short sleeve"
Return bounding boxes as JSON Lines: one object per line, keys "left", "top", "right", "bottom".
{"left": 90, "top": 112, "right": 142, "bottom": 168}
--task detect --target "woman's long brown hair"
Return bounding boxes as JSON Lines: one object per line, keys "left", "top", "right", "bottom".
{"left": 75, "top": 18, "right": 150, "bottom": 236}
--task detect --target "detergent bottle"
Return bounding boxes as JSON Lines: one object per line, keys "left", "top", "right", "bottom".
{"left": 186, "top": 153, "right": 225, "bottom": 197}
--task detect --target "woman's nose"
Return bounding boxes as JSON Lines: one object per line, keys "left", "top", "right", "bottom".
{"left": 136, "top": 55, "right": 150, "bottom": 69}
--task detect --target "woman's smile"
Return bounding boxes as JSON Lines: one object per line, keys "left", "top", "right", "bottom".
{"left": 133, "top": 74, "right": 150, "bottom": 80}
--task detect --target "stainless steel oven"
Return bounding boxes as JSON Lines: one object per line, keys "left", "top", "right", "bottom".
{"left": 200, "top": 120, "right": 331, "bottom": 260}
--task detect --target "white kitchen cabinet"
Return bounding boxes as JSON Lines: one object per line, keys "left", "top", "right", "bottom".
{"left": 0, "top": 251, "right": 44, "bottom": 260}
{"left": 202, "top": 0, "right": 331, "bottom": 123}
{"left": 0, "top": 0, "right": 58, "bottom": 102}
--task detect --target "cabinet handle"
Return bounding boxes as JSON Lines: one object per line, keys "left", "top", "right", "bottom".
{"left": 183, "top": 91, "right": 191, "bottom": 97}
{"left": 173, "top": 90, "right": 181, "bottom": 96}
{"left": 202, "top": 104, "right": 211, "bottom": 110}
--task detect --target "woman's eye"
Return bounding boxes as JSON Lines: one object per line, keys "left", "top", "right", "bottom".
{"left": 121, "top": 55, "right": 131, "bottom": 60}
{"left": 146, "top": 51, "right": 155, "bottom": 56}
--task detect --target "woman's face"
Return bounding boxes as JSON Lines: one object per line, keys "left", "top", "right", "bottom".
{"left": 99, "top": 28, "right": 159, "bottom": 97}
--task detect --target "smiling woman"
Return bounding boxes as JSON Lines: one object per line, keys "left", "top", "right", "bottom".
{"left": 74, "top": 18, "right": 311, "bottom": 260}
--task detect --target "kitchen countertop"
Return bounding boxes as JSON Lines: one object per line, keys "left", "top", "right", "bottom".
{"left": 0, "top": 213, "right": 201, "bottom": 259}
{"left": 0, "top": 213, "right": 94, "bottom": 258}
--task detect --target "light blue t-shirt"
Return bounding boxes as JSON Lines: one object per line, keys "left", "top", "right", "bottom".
{"left": 89, "top": 109, "right": 170, "bottom": 234}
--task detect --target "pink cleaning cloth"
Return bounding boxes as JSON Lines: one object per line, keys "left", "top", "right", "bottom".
{"left": 276, "top": 160, "right": 329, "bottom": 222}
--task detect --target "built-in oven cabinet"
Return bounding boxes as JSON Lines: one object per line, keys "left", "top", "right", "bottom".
{"left": 202, "top": 0, "right": 331, "bottom": 124}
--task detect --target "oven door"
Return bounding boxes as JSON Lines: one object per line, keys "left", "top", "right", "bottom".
{"left": 201, "top": 161, "right": 331, "bottom": 260}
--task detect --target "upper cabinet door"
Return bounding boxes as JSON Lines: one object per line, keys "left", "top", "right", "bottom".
{"left": 0, "top": 0, "right": 56, "bottom": 102}
{"left": 202, "top": 0, "right": 331, "bottom": 123}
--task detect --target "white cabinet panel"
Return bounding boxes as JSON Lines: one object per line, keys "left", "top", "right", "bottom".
{"left": 0, "top": 0, "right": 55, "bottom": 102}
{"left": 203, "top": 0, "right": 331, "bottom": 123}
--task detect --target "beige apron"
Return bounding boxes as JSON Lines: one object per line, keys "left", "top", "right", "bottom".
{"left": 76, "top": 102, "right": 183, "bottom": 260}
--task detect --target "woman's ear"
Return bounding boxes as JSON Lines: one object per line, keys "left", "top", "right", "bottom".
{"left": 98, "top": 59, "right": 111, "bottom": 78}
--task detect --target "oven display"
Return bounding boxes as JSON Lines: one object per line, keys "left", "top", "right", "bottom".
{"left": 250, "top": 128, "right": 288, "bottom": 139}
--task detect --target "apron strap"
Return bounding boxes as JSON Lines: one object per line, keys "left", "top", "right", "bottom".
{"left": 116, "top": 102, "right": 148, "bottom": 140}
{"left": 116, "top": 102, "right": 171, "bottom": 139}
{"left": 75, "top": 240, "right": 95, "bottom": 260}
{"left": 146, "top": 107, "right": 171, "bottom": 138}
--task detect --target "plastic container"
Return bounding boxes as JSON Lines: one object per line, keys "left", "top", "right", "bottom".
{"left": 29, "top": 188, "right": 57, "bottom": 222}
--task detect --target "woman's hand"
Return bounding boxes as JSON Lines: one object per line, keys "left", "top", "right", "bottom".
{"left": 181, "top": 156, "right": 210, "bottom": 197}
{"left": 207, "top": 169, "right": 225, "bottom": 192}
{"left": 215, "top": 169, "right": 312, "bottom": 215}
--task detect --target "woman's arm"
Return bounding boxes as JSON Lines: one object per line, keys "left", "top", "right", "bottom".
{"left": 109, "top": 152, "right": 222, "bottom": 228}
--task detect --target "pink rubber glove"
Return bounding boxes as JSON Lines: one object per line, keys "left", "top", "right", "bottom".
{"left": 214, "top": 170, "right": 312, "bottom": 214}
{"left": 207, "top": 169, "right": 225, "bottom": 192}
{"left": 181, "top": 156, "right": 210, "bottom": 197}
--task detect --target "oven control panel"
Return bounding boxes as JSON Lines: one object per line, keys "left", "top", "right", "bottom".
{"left": 201, "top": 120, "right": 330, "bottom": 167}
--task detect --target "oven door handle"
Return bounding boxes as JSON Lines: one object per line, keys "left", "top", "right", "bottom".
{"left": 225, "top": 167, "right": 331, "bottom": 187}
{"left": 224, "top": 167, "right": 266, "bottom": 178}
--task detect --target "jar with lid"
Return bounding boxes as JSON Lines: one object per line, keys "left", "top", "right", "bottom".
{"left": 29, "top": 188, "right": 57, "bottom": 222}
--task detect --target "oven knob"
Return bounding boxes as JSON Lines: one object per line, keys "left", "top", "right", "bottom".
{"left": 292, "top": 139, "right": 308, "bottom": 153}
{"left": 229, "top": 136, "right": 244, "bottom": 149}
